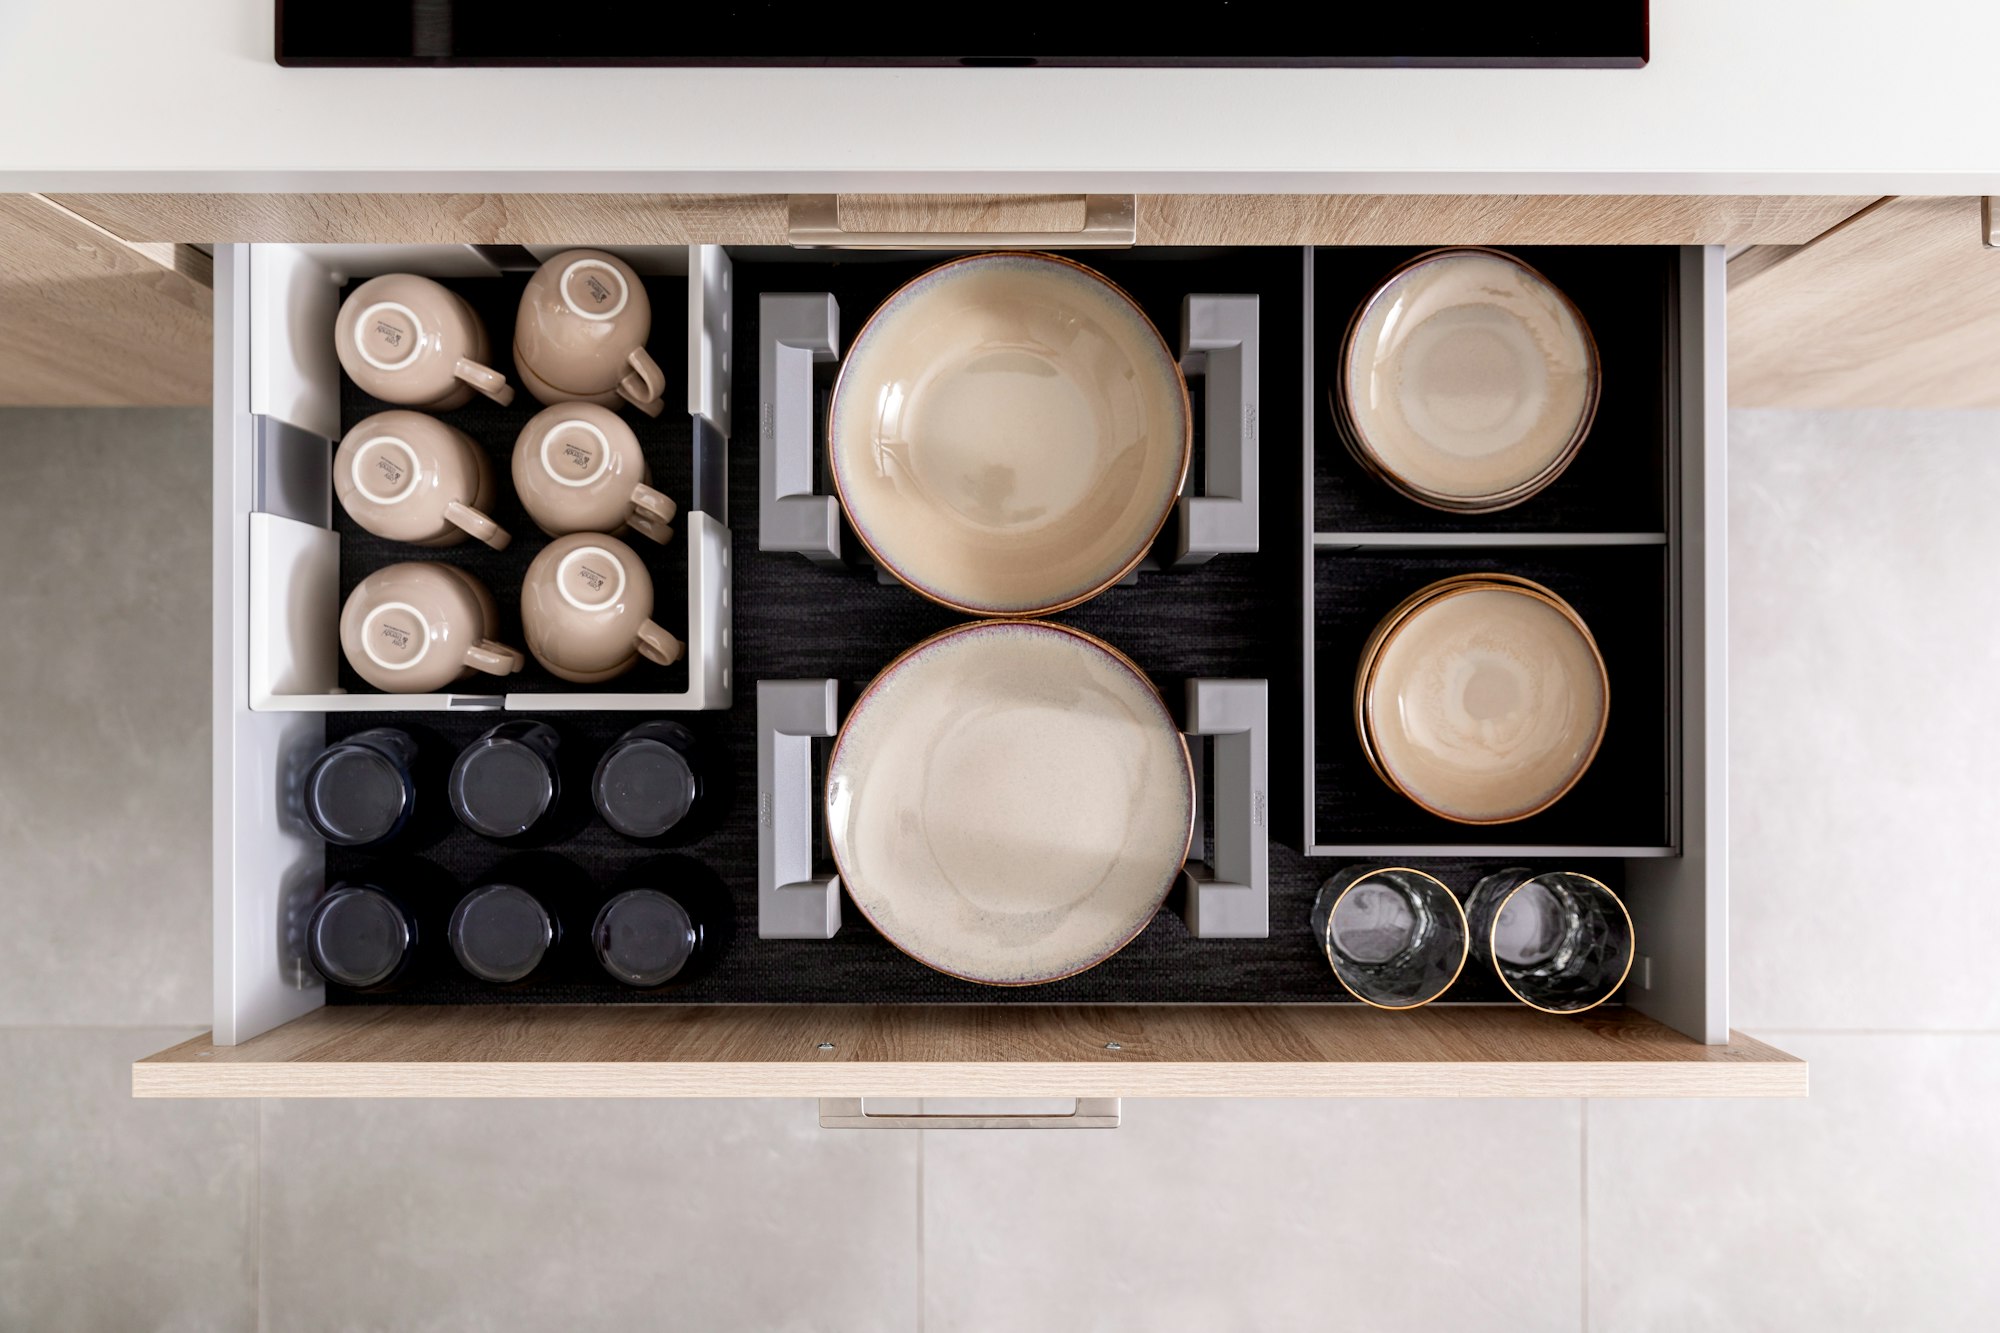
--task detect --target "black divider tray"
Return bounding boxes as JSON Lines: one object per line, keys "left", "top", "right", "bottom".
{"left": 1312, "top": 246, "right": 1674, "bottom": 536}
{"left": 333, "top": 272, "right": 692, "bottom": 697}
{"left": 321, "top": 245, "right": 1646, "bottom": 1007}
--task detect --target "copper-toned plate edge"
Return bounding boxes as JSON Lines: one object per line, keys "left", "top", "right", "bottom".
{"left": 824, "top": 619, "right": 1196, "bottom": 986}
{"left": 1329, "top": 247, "right": 1602, "bottom": 515}
{"left": 827, "top": 251, "right": 1193, "bottom": 619}
{"left": 1354, "top": 575, "right": 1611, "bottom": 826}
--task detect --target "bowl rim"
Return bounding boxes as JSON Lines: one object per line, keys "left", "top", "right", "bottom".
{"left": 1330, "top": 246, "right": 1603, "bottom": 515}
{"left": 1354, "top": 574, "right": 1611, "bottom": 826}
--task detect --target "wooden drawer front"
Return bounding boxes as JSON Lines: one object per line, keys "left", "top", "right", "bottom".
{"left": 138, "top": 1006, "right": 1805, "bottom": 1100}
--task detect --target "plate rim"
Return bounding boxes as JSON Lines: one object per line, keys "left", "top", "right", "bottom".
{"left": 823, "top": 618, "right": 1196, "bottom": 987}
{"left": 826, "top": 250, "right": 1193, "bottom": 618}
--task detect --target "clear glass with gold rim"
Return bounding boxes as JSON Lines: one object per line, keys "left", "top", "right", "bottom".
{"left": 1310, "top": 866, "right": 1468, "bottom": 1009}
{"left": 1464, "top": 868, "right": 1634, "bottom": 1014}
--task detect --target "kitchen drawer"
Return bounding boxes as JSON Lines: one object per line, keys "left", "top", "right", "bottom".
{"left": 145, "top": 237, "right": 1804, "bottom": 1101}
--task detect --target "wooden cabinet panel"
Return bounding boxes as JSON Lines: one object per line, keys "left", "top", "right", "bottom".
{"left": 1730, "top": 196, "right": 2000, "bottom": 408}
{"left": 0, "top": 195, "right": 210, "bottom": 406}
{"left": 1135, "top": 193, "right": 1877, "bottom": 247}
{"left": 135, "top": 1005, "right": 1806, "bottom": 1099}
{"left": 51, "top": 191, "right": 1875, "bottom": 249}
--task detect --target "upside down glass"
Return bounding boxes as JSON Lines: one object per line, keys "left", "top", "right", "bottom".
{"left": 1464, "top": 868, "right": 1635, "bottom": 1014}
{"left": 1310, "top": 866, "right": 1468, "bottom": 1009}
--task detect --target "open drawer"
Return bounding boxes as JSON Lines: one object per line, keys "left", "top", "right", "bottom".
{"left": 144, "top": 238, "right": 1804, "bottom": 1102}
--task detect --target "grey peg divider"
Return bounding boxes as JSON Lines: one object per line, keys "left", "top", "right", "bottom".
{"left": 756, "top": 679, "right": 843, "bottom": 938}
{"left": 1179, "top": 678, "right": 1270, "bottom": 938}
{"left": 757, "top": 293, "right": 843, "bottom": 563}
{"left": 1171, "top": 294, "right": 1260, "bottom": 566}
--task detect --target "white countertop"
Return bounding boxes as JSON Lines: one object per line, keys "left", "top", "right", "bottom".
{"left": 5, "top": 1, "right": 1999, "bottom": 193}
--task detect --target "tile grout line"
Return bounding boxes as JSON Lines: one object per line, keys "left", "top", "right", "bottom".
{"left": 1579, "top": 1099, "right": 1590, "bottom": 1333}
{"left": 255, "top": 1099, "right": 266, "bottom": 1333}
{"left": 916, "top": 1130, "right": 927, "bottom": 1333}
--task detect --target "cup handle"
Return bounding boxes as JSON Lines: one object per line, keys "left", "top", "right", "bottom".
{"left": 635, "top": 620, "right": 685, "bottom": 667}
{"left": 626, "top": 510, "right": 676, "bottom": 546}
{"left": 454, "top": 357, "right": 516, "bottom": 407}
{"left": 617, "top": 348, "right": 667, "bottom": 417}
{"left": 463, "top": 639, "right": 526, "bottom": 677}
{"left": 445, "top": 500, "right": 512, "bottom": 551}
{"left": 630, "top": 482, "right": 679, "bottom": 527}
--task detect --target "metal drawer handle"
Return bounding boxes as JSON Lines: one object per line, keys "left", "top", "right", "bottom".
{"left": 818, "top": 1098, "right": 1122, "bottom": 1129}
{"left": 788, "top": 194, "right": 1138, "bottom": 249}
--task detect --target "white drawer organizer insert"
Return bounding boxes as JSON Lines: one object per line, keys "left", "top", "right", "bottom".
{"left": 213, "top": 243, "right": 733, "bottom": 1041}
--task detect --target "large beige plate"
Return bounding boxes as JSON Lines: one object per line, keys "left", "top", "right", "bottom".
{"left": 825, "top": 621, "right": 1194, "bottom": 986}
{"left": 1362, "top": 580, "right": 1609, "bottom": 824}
{"left": 828, "top": 253, "right": 1190, "bottom": 617}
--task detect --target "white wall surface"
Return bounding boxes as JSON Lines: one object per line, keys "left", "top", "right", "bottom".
{"left": 3, "top": 2, "right": 2000, "bottom": 191}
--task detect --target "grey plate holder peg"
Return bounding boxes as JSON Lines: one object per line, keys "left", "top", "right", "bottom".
{"left": 755, "top": 677, "right": 1268, "bottom": 941}
{"left": 756, "top": 291, "right": 1259, "bottom": 566}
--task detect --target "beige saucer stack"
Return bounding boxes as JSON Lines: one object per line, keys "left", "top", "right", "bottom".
{"left": 1335, "top": 248, "right": 1599, "bottom": 513}
{"left": 1355, "top": 574, "right": 1609, "bottom": 824}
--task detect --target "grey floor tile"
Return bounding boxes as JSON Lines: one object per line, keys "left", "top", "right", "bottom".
{"left": 260, "top": 1097, "right": 919, "bottom": 1333}
{"left": 1589, "top": 1033, "right": 2000, "bottom": 1332}
{"left": 0, "top": 1027, "right": 257, "bottom": 1333}
{"left": 0, "top": 408, "right": 213, "bottom": 1027}
{"left": 1728, "top": 409, "right": 2000, "bottom": 1030}
{"left": 923, "top": 1098, "right": 1582, "bottom": 1333}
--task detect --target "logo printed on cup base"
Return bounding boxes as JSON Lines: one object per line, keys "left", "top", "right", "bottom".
{"left": 362, "top": 602, "right": 433, "bottom": 670}
{"left": 353, "top": 301, "right": 425, "bottom": 372}
{"left": 559, "top": 258, "right": 629, "bottom": 322}
{"left": 557, "top": 545, "right": 627, "bottom": 612}
{"left": 540, "top": 419, "right": 613, "bottom": 488}
{"left": 352, "top": 436, "right": 422, "bottom": 505}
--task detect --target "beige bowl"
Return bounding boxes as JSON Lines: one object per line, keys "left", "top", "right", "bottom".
{"left": 519, "top": 532, "right": 684, "bottom": 684}
{"left": 1335, "top": 249, "right": 1598, "bottom": 513}
{"left": 1356, "top": 575, "right": 1608, "bottom": 824}
{"left": 828, "top": 253, "right": 1189, "bottom": 617}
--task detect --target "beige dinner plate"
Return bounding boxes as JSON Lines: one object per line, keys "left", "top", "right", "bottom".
{"left": 825, "top": 620, "right": 1194, "bottom": 985}
{"left": 828, "top": 253, "right": 1191, "bottom": 617}
{"left": 1336, "top": 248, "right": 1599, "bottom": 513}
{"left": 1359, "top": 577, "right": 1609, "bottom": 824}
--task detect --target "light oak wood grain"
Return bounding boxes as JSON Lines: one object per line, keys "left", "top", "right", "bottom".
{"left": 135, "top": 1005, "right": 1806, "bottom": 1099}
{"left": 49, "top": 193, "right": 794, "bottom": 245}
{"left": 1730, "top": 195, "right": 2000, "bottom": 407}
{"left": 51, "top": 192, "right": 1876, "bottom": 248}
{"left": 0, "top": 194, "right": 211, "bottom": 405}
{"left": 1133, "top": 194, "right": 1879, "bottom": 247}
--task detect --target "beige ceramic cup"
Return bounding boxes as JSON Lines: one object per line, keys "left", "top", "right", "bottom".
{"left": 513, "top": 250, "right": 666, "bottom": 418}
{"left": 339, "top": 563, "right": 526, "bottom": 695}
{"left": 334, "top": 411, "right": 512, "bottom": 550}
{"left": 511, "top": 403, "right": 678, "bottom": 544}
{"left": 520, "top": 533, "right": 684, "bottom": 684}
{"left": 335, "top": 274, "right": 515, "bottom": 411}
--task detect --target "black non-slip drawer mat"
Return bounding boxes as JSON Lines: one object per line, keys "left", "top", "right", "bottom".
{"left": 333, "top": 272, "right": 692, "bottom": 698}
{"left": 320, "top": 246, "right": 1653, "bottom": 1007}
{"left": 1312, "top": 246, "right": 1676, "bottom": 537}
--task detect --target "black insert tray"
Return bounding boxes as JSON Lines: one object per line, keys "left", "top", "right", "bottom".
{"left": 323, "top": 246, "right": 1636, "bottom": 1007}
